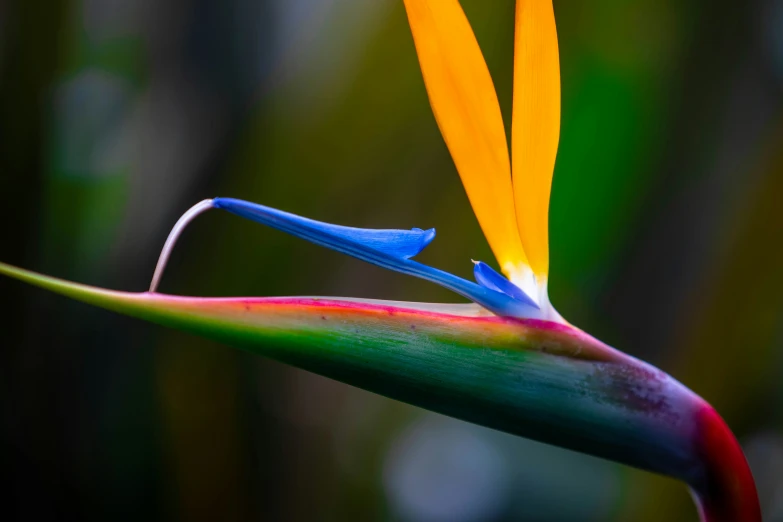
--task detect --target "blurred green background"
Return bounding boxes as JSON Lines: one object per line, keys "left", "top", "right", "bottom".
{"left": 1, "top": 0, "right": 782, "bottom": 520}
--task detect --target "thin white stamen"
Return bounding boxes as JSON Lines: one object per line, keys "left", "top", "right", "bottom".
{"left": 149, "top": 199, "right": 215, "bottom": 293}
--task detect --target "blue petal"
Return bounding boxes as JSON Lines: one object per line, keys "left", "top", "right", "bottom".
{"left": 213, "top": 198, "right": 540, "bottom": 318}
{"left": 214, "top": 198, "right": 434, "bottom": 259}
{"left": 473, "top": 261, "right": 536, "bottom": 306}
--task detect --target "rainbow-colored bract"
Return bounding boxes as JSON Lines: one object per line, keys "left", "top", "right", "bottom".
{"left": 0, "top": 260, "right": 760, "bottom": 522}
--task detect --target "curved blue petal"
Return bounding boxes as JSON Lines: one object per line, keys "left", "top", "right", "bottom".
{"left": 214, "top": 198, "right": 434, "bottom": 259}
{"left": 473, "top": 261, "right": 535, "bottom": 306}
{"left": 213, "top": 198, "right": 540, "bottom": 318}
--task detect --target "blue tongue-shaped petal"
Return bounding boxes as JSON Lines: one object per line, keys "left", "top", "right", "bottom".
{"left": 212, "top": 198, "right": 540, "bottom": 318}
{"left": 214, "top": 198, "right": 434, "bottom": 259}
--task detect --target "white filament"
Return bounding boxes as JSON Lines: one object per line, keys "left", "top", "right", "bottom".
{"left": 149, "top": 199, "right": 215, "bottom": 293}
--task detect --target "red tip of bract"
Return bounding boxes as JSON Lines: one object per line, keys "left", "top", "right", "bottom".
{"left": 692, "top": 404, "right": 761, "bottom": 522}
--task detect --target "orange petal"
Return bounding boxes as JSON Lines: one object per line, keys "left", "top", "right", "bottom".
{"left": 512, "top": 0, "right": 560, "bottom": 279}
{"left": 402, "top": 0, "right": 529, "bottom": 278}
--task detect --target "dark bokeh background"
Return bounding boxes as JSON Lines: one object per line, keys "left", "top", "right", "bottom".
{"left": 1, "top": 1, "right": 782, "bottom": 520}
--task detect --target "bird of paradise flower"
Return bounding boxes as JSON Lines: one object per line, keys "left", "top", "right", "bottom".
{"left": 0, "top": 1, "right": 761, "bottom": 520}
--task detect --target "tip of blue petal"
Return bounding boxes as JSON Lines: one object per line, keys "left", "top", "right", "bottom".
{"left": 409, "top": 228, "right": 437, "bottom": 258}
